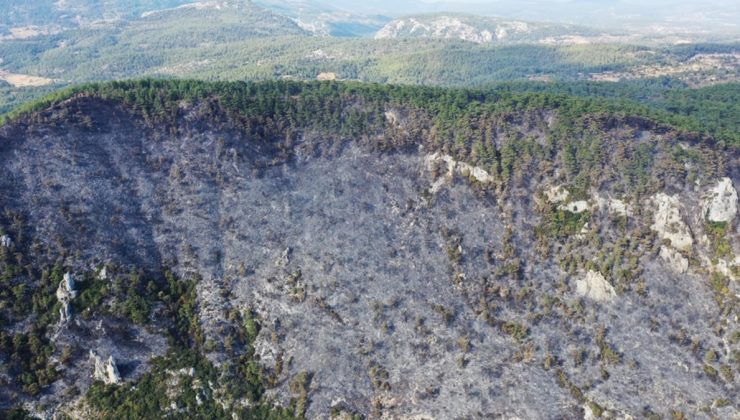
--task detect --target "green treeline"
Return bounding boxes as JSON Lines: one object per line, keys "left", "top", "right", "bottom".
{"left": 4, "top": 79, "right": 738, "bottom": 148}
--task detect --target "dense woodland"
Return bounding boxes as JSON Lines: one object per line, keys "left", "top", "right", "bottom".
{"left": 5, "top": 79, "right": 738, "bottom": 148}
{"left": 0, "top": 10, "right": 736, "bottom": 114}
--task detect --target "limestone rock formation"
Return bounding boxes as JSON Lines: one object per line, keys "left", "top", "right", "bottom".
{"left": 56, "top": 272, "right": 77, "bottom": 323}
{"left": 276, "top": 247, "right": 291, "bottom": 268}
{"left": 90, "top": 350, "right": 121, "bottom": 385}
{"left": 659, "top": 246, "right": 689, "bottom": 274}
{"left": 704, "top": 177, "right": 737, "bottom": 223}
{"left": 544, "top": 185, "right": 569, "bottom": 203}
{"left": 595, "top": 195, "right": 633, "bottom": 217}
{"left": 425, "top": 152, "right": 494, "bottom": 193}
{"left": 559, "top": 200, "right": 590, "bottom": 214}
{"left": 575, "top": 270, "right": 617, "bottom": 302}
{"left": 543, "top": 185, "right": 591, "bottom": 213}
{"left": 56, "top": 272, "right": 77, "bottom": 302}
{"left": 59, "top": 302, "right": 72, "bottom": 323}
{"left": 650, "top": 193, "right": 693, "bottom": 251}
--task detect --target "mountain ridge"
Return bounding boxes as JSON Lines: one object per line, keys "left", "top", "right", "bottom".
{"left": 374, "top": 13, "right": 606, "bottom": 45}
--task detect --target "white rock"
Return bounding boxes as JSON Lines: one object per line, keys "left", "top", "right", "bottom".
{"left": 716, "top": 257, "right": 739, "bottom": 281}
{"left": 98, "top": 266, "right": 108, "bottom": 281}
{"left": 650, "top": 193, "right": 693, "bottom": 251}
{"left": 106, "top": 356, "right": 121, "bottom": 384}
{"left": 276, "top": 247, "right": 290, "bottom": 267}
{"left": 0, "top": 235, "right": 12, "bottom": 247}
{"left": 583, "top": 404, "right": 597, "bottom": 420}
{"left": 704, "top": 177, "right": 737, "bottom": 223}
{"left": 56, "top": 272, "right": 77, "bottom": 303}
{"left": 659, "top": 246, "right": 689, "bottom": 274}
{"left": 595, "top": 195, "right": 633, "bottom": 217}
{"left": 90, "top": 350, "right": 121, "bottom": 384}
{"left": 459, "top": 162, "right": 494, "bottom": 183}
{"left": 63, "top": 272, "right": 75, "bottom": 293}
{"left": 56, "top": 272, "right": 77, "bottom": 323}
{"left": 384, "top": 110, "right": 402, "bottom": 126}
{"left": 559, "top": 200, "right": 590, "bottom": 214}
{"left": 59, "top": 302, "right": 72, "bottom": 323}
{"left": 576, "top": 270, "right": 617, "bottom": 302}
{"left": 424, "top": 153, "right": 494, "bottom": 193}
{"left": 545, "top": 185, "right": 569, "bottom": 204}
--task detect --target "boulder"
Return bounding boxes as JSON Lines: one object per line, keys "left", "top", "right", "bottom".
{"left": 56, "top": 272, "right": 77, "bottom": 302}
{"left": 424, "top": 153, "right": 494, "bottom": 193}
{"left": 0, "top": 235, "right": 12, "bottom": 248}
{"left": 704, "top": 177, "right": 737, "bottom": 223}
{"left": 659, "top": 246, "right": 689, "bottom": 274}
{"left": 56, "top": 272, "right": 77, "bottom": 323}
{"left": 595, "top": 195, "right": 633, "bottom": 217}
{"left": 90, "top": 350, "right": 121, "bottom": 384}
{"left": 575, "top": 270, "right": 616, "bottom": 302}
{"left": 650, "top": 193, "right": 693, "bottom": 251}
{"left": 63, "top": 272, "right": 75, "bottom": 291}
{"left": 559, "top": 200, "right": 590, "bottom": 214}
{"left": 276, "top": 247, "right": 291, "bottom": 267}
{"left": 59, "top": 302, "right": 72, "bottom": 323}
{"left": 544, "top": 185, "right": 569, "bottom": 204}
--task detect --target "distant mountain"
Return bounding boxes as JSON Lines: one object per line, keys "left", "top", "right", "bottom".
{"left": 0, "top": 0, "right": 193, "bottom": 30}
{"left": 375, "top": 13, "right": 607, "bottom": 44}
{"left": 323, "top": 0, "right": 740, "bottom": 38}
{"left": 137, "top": 1, "right": 310, "bottom": 39}
{"left": 255, "top": 0, "right": 390, "bottom": 37}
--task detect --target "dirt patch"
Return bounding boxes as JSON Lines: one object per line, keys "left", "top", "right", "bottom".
{"left": 316, "top": 72, "right": 337, "bottom": 81}
{"left": 0, "top": 25, "right": 60, "bottom": 40}
{"left": 0, "top": 70, "right": 55, "bottom": 87}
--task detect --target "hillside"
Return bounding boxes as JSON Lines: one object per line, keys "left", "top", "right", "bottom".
{"left": 374, "top": 13, "right": 604, "bottom": 44}
{"left": 1, "top": 0, "right": 738, "bottom": 118}
{"left": 0, "top": 80, "right": 738, "bottom": 419}
{"left": 2, "top": 21, "right": 738, "bottom": 116}
{"left": 0, "top": 0, "right": 193, "bottom": 33}
{"left": 254, "top": 0, "right": 390, "bottom": 37}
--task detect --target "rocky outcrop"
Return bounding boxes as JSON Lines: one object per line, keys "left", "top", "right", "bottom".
{"left": 276, "top": 247, "right": 291, "bottom": 268}
{"left": 544, "top": 185, "right": 569, "bottom": 203}
{"left": 0, "top": 234, "right": 12, "bottom": 247}
{"left": 56, "top": 272, "right": 77, "bottom": 323}
{"left": 595, "top": 195, "right": 633, "bottom": 217}
{"left": 659, "top": 246, "right": 689, "bottom": 274}
{"left": 712, "top": 256, "right": 740, "bottom": 281}
{"left": 424, "top": 153, "right": 493, "bottom": 193}
{"left": 559, "top": 200, "right": 590, "bottom": 214}
{"left": 650, "top": 193, "right": 693, "bottom": 251}
{"left": 59, "top": 302, "right": 72, "bottom": 323}
{"left": 704, "top": 177, "right": 737, "bottom": 223}
{"left": 56, "top": 272, "right": 77, "bottom": 301}
{"left": 375, "top": 16, "right": 497, "bottom": 44}
{"left": 90, "top": 350, "right": 121, "bottom": 384}
{"left": 542, "top": 185, "right": 591, "bottom": 213}
{"left": 575, "top": 270, "right": 617, "bottom": 302}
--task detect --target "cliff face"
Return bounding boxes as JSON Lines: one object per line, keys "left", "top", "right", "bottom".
{"left": 0, "top": 85, "right": 738, "bottom": 419}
